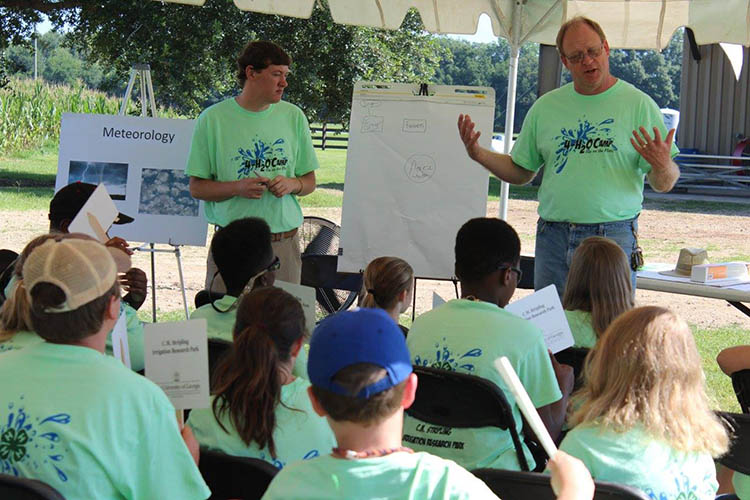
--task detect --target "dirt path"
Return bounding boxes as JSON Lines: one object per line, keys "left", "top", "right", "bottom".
{"left": 2, "top": 199, "right": 749, "bottom": 330}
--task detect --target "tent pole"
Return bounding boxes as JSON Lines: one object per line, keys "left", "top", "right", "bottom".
{"left": 500, "top": 0, "right": 523, "bottom": 220}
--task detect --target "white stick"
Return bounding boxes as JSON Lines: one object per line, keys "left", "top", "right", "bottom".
{"left": 494, "top": 356, "right": 557, "bottom": 458}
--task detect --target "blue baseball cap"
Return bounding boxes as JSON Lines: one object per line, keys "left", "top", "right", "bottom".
{"left": 307, "top": 308, "right": 413, "bottom": 399}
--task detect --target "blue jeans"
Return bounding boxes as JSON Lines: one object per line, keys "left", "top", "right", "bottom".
{"left": 534, "top": 216, "right": 638, "bottom": 297}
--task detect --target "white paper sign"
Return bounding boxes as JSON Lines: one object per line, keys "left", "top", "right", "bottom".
{"left": 144, "top": 319, "right": 210, "bottom": 410}
{"left": 110, "top": 310, "right": 131, "bottom": 369}
{"left": 432, "top": 291, "right": 446, "bottom": 310}
{"left": 68, "top": 183, "right": 118, "bottom": 242}
{"left": 338, "top": 82, "right": 494, "bottom": 278}
{"left": 56, "top": 113, "right": 207, "bottom": 246}
{"left": 274, "top": 280, "right": 316, "bottom": 334}
{"left": 505, "top": 285, "right": 574, "bottom": 353}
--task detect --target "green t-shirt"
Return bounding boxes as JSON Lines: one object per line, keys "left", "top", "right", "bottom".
{"left": 560, "top": 423, "right": 717, "bottom": 500}
{"left": 187, "top": 377, "right": 335, "bottom": 469}
{"left": 189, "top": 296, "right": 308, "bottom": 379}
{"left": 512, "top": 80, "right": 679, "bottom": 223}
{"left": 0, "top": 305, "right": 144, "bottom": 372}
{"left": 0, "top": 343, "right": 210, "bottom": 500}
{"left": 0, "top": 330, "right": 44, "bottom": 353}
{"left": 733, "top": 471, "right": 750, "bottom": 498}
{"left": 261, "top": 451, "right": 499, "bottom": 500}
{"left": 185, "top": 97, "right": 319, "bottom": 230}
{"left": 564, "top": 309, "right": 597, "bottom": 349}
{"left": 104, "top": 302, "right": 145, "bottom": 372}
{"left": 404, "top": 299, "right": 562, "bottom": 471}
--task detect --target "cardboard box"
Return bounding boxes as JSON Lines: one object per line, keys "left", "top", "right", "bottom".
{"left": 691, "top": 262, "right": 750, "bottom": 282}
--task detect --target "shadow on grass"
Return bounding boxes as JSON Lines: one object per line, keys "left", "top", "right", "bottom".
{"left": 643, "top": 197, "right": 750, "bottom": 216}
{"left": 317, "top": 182, "right": 344, "bottom": 192}
{"left": 0, "top": 172, "right": 55, "bottom": 187}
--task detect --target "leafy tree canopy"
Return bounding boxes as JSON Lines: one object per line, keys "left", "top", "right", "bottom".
{"left": 1, "top": 0, "right": 446, "bottom": 122}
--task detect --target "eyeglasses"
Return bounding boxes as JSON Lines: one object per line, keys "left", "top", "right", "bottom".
{"left": 499, "top": 264, "right": 523, "bottom": 283}
{"left": 564, "top": 44, "right": 604, "bottom": 64}
{"left": 209, "top": 256, "right": 281, "bottom": 313}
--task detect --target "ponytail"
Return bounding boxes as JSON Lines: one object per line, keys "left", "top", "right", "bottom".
{"left": 212, "top": 324, "right": 283, "bottom": 456}
{"left": 211, "top": 287, "right": 306, "bottom": 458}
{"left": 0, "top": 280, "right": 33, "bottom": 341}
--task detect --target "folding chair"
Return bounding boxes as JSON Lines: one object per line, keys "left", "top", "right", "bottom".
{"left": 731, "top": 369, "right": 750, "bottom": 414}
{"left": 198, "top": 447, "right": 278, "bottom": 500}
{"left": 300, "top": 254, "right": 362, "bottom": 315}
{"left": 406, "top": 365, "right": 531, "bottom": 471}
{"left": 471, "top": 468, "right": 652, "bottom": 500}
{"left": 0, "top": 473, "right": 66, "bottom": 500}
{"left": 518, "top": 255, "right": 535, "bottom": 290}
{"left": 194, "top": 290, "right": 225, "bottom": 309}
{"left": 555, "top": 347, "right": 590, "bottom": 390}
{"left": 717, "top": 412, "right": 750, "bottom": 475}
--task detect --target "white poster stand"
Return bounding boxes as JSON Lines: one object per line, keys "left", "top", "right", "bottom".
{"left": 338, "top": 82, "right": 495, "bottom": 279}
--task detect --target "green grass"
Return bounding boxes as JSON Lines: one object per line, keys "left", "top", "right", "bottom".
{"left": 0, "top": 187, "right": 54, "bottom": 211}
{"left": 693, "top": 324, "right": 748, "bottom": 412}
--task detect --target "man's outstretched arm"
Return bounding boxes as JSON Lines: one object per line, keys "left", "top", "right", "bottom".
{"left": 458, "top": 113, "right": 536, "bottom": 185}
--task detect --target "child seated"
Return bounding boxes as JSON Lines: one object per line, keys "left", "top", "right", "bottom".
{"left": 404, "top": 218, "right": 573, "bottom": 471}
{"left": 0, "top": 238, "right": 208, "bottom": 499}
{"left": 191, "top": 217, "right": 278, "bottom": 341}
{"left": 187, "top": 287, "right": 335, "bottom": 468}
{"left": 359, "top": 256, "right": 414, "bottom": 335}
{"left": 560, "top": 306, "right": 729, "bottom": 499}
{"left": 261, "top": 308, "right": 499, "bottom": 499}
{"left": 1, "top": 233, "right": 141, "bottom": 369}
{"left": 562, "top": 236, "right": 634, "bottom": 348}
{"left": 190, "top": 217, "right": 307, "bottom": 377}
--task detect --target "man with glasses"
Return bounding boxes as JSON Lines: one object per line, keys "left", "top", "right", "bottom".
{"left": 457, "top": 16, "right": 680, "bottom": 297}
{"left": 404, "top": 217, "right": 574, "bottom": 472}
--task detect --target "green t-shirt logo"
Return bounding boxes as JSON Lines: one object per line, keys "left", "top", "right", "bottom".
{"left": 553, "top": 117, "right": 617, "bottom": 173}
{"left": 234, "top": 137, "right": 289, "bottom": 178}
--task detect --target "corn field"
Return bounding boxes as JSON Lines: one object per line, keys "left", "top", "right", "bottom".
{"left": 0, "top": 77, "right": 181, "bottom": 154}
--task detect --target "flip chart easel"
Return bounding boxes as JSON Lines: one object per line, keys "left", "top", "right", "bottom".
{"left": 120, "top": 63, "right": 189, "bottom": 321}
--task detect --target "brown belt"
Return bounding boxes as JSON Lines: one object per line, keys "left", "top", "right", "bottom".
{"left": 271, "top": 227, "right": 298, "bottom": 242}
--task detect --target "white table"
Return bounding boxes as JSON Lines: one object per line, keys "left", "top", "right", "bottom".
{"left": 636, "top": 269, "right": 750, "bottom": 318}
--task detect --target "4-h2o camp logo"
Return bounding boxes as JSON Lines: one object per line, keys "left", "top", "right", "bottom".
{"left": 552, "top": 117, "right": 618, "bottom": 174}
{"left": 0, "top": 400, "right": 71, "bottom": 482}
{"left": 413, "top": 338, "right": 482, "bottom": 372}
{"left": 234, "top": 137, "right": 289, "bottom": 178}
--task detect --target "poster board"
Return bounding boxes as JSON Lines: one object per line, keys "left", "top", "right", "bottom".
{"left": 56, "top": 113, "right": 207, "bottom": 246}
{"left": 338, "top": 82, "right": 495, "bottom": 279}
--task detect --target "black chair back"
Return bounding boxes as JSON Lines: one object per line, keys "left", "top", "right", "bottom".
{"left": 555, "top": 347, "right": 590, "bottom": 390}
{"left": 0, "top": 473, "right": 66, "bottom": 500}
{"left": 731, "top": 369, "right": 750, "bottom": 414}
{"left": 194, "top": 290, "right": 226, "bottom": 309}
{"left": 300, "top": 254, "right": 362, "bottom": 315}
{"left": 472, "top": 468, "right": 651, "bottom": 500}
{"left": 518, "top": 255, "right": 535, "bottom": 290}
{"left": 198, "top": 447, "right": 278, "bottom": 500}
{"left": 407, "top": 365, "right": 530, "bottom": 471}
{"left": 718, "top": 412, "right": 750, "bottom": 475}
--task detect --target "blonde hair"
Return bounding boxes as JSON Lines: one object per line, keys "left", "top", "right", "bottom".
{"left": 563, "top": 236, "right": 634, "bottom": 338}
{"left": 0, "top": 234, "right": 60, "bottom": 341}
{"left": 359, "top": 257, "right": 414, "bottom": 311}
{"left": 556, "top": 16, "right": 607, "bottom": 55}
{"left": 0, "top": 233, "right": 95, "bottom": 342}
{"left": 570, "top": 306, "right": 729, "bottom": 456}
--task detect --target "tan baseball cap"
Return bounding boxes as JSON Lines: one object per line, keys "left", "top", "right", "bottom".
{"left": 23, "top": 239, "right": 117, "bottom": 313}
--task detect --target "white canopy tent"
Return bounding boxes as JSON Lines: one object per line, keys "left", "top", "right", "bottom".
{"left": 158, "top": 0, "right": 750, "bottom": 217}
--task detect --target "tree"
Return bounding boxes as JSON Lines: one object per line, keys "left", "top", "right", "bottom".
{"left": 1, "top": 1, "right": 446, "bottom": 122}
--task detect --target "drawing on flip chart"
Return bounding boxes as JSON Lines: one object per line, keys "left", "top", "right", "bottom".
{"left": 360, "top": 100, "right": 384, "bottom": 133}
{"left": 403, "top": 119, "right": 426, "bottom": 133}
{"left": 404, "top": 154, "right": 436, "bottom": 183}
